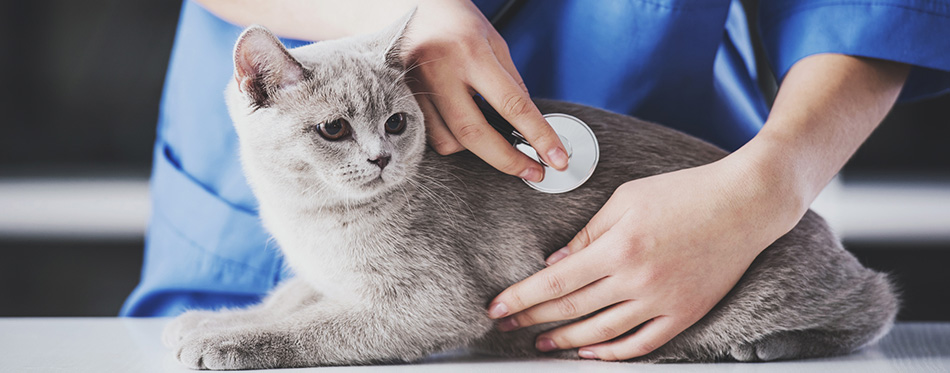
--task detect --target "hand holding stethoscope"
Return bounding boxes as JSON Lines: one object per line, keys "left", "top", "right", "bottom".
{"left": 402, "top": 0, "right": 570, "bottom": 183}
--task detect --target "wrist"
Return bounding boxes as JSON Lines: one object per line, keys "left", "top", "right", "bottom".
{"left": 719, "top": 132, "right": 812, "bottom": 232}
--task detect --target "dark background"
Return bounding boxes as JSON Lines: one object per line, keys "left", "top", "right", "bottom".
{"left": 1, "top": 0, "right": 948, "bottom": 320}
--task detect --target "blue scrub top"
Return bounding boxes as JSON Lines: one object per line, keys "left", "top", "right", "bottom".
{"left": 121, "top": 0, "right": 950, "bottom": 316}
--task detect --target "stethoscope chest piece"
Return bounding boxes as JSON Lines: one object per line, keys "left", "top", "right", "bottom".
{"left": 474, "top": 95, "right": 599, "bottom": 194}
{"left": 516, "top": 113, "right": 599, "bottom": 194}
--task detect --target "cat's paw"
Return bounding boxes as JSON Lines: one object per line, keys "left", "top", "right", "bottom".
{"left": 175, "top": 331, "right": 272, "bottom": 370}
{"left": 162, "top": 310, "right": 221, "bottom": 348}
{"left": 730, "top": 335, "right": 798, "bottom": 362}
{"left": 729, "top": 343, "right": 759, "bottom": 362}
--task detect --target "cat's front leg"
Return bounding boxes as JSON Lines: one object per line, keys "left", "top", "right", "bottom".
{"left": 174, "top": 300, "right": 493, "bottom": 369}
{"left": 163, "top": 277, "right": 318, "bottom": 349}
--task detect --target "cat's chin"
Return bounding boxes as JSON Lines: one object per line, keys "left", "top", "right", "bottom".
{"left": 362, "top": 176, "right": 386, "bottom": 190}
{"left": 329, "top": 175, "right": 405, "bottom": 203}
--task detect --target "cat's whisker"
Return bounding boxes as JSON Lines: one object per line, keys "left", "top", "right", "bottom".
{"left": 412, "top": 171, "right": 472, "bottom": 219}
{"left": 398, "top": 183, "right": 412, "bottom": 214}
{"left": 391, "top": 91, "right": 440, "bottom": 107}
{"left": 391, "top": 58, "right": 447, "bottom": 94}
{"left": 298, "top": 181, "right": 333, "bottom": 204}
{"left": 405, "top": 174, "right": 464, "bottom": 229}
{"left": 400, "top": 57, "right": 446, "bottom": 77}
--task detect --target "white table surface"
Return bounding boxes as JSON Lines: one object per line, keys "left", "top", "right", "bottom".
{"left": 1, "top": 318, "right": 948, "bottom": 373}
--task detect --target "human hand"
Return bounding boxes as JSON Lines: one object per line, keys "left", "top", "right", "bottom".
{"left": 402, "top": 0, "right": 568, "bottom": 181}
{"left": 486, "top": 158, "right": 805, "bottom": 360}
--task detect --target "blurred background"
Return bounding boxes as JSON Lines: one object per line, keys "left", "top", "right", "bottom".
{"left": 1, "top": 0, "right": 948, "bottom": 320}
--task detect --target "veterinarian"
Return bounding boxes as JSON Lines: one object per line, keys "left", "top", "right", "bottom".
{"left": 124, "top": 0, "right": 950, "bottom": 361}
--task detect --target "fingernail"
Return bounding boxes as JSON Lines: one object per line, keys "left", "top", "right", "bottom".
{"left": 547, "top": 147, "right": 568, "bottom": 170}
{"left": 545, "top": 247, "right": 570, "bottom": 266}
{"left": 497, "top": 317, "right": 519, "bottom": 332}
{"left": 578, "top": 349, "right": 598, "bottom": 359}
{"left": 519, "top": 167, "right": 543, "bottom": 183}
{"left": 536, "top": 337, "right": 557, "bottom": 352}
{"left": 488, "top": 302, "right": 509, "bottom": 318}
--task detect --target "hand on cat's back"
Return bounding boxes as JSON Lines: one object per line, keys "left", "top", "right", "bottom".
{"left": 487, "top": 157, "right": 808, "bottom": 361}
{"left": 401, "top": 0, "right": 569, "bottom": 182}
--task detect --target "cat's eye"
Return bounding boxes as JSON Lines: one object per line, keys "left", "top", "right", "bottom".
{"left": 318, "top": 119, "right": 351, "bottom": 141}
{"left": 385, "top": 113, "right": 407, "bottom": 135}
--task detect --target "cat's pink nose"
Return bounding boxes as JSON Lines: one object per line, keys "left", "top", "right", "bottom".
{"left": 368, "top": 155, "right": 391, "bottom": 170}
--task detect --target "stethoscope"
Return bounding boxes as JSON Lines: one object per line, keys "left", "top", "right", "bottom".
{"left": 472, "top": 0, "right": 601, "bottom": 194}
{"left": 474, "top": 96, "right": 600, "bottom": 194}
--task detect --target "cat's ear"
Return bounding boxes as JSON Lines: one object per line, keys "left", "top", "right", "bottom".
{"left": 378, "top": 8, "right": 416, "bottom": 69}
{"left": 233, "top": 26, "right": 307, "bottom": 108}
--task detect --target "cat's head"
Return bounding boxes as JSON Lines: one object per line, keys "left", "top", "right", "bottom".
{"left": 225, "top": 12, "right": 425, "bottom": 204}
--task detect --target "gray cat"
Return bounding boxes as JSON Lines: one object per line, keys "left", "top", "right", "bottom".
{"left": 162, "top": 13, "right": 898, "bottom": 370}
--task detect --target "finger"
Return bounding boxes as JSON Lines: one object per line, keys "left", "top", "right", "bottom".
{"left": 488, "top": 248, "right": 607, "bottom": 319}
{"left": 534, "top": 300, "right": 653, "bottom": 352}
{"left": 544, "top": 246, "right": 571, "bottom": 266}
{"left": 468, "top": 58, "right": 568, "bottom": 171}
{"left": 498, "top": 277, "right": 620, "bottom": 331}
{"left": 407, "top": 74, "right": 464, "bottom": 155}
{"left": 417, "top": 94, "right": 464, "bottom": 155}
{"left": 548, "top": 194, "right": 629, "bottom": 266}
{"left": 578, "top": 316, "right": 682, "bottom": 361}
{"left": 565, "top": 193, "right": 627, "bottom": 253}
{"left": 487, "top": 31, "right": 528, "bottom": 94}
{"left": 429, "top": 82, "right": 545, "bottom": 181}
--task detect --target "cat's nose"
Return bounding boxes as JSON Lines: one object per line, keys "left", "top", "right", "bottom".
{"left": 368, "top": 155, "right": 391, "bottom": 170}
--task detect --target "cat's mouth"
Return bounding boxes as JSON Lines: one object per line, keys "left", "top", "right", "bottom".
{"left": 363, "top": 175, "right": 386, "bottom": 188}
{"left": 349, "top": 167, "right": 403, "bottom": 196}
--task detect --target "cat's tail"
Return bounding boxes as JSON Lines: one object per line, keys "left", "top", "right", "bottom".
{"left": 850, "top": 269, "right": 900, "bottom": 349}
{"left": 737, "top": 267, "right": 898, "bottom": 362}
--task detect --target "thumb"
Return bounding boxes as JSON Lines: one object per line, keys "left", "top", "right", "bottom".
{"left": 546, "top": 195, "right": 627, "bottom": 266}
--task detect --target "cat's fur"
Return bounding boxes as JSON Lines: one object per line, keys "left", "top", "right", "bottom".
{"left": 162, "top": 13, "right": 898, "bottom": 370}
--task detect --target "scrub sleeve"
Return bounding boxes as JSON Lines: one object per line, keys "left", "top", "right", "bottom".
{"left": 121, "top": 0, "right": 950, "bottom": 317}
{"left": 759, "top": 0, "right": 950, "bottom": 100}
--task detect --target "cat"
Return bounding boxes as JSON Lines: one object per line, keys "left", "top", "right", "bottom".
{"left": 161, "top": 12, "right": 898, "bottom": 370}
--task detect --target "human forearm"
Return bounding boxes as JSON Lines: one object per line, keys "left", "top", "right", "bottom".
{"left": 193, "top": 0, "right": 424, "bottom": 40}
{"left": 729, "top": 54, "right": 910, "bottom": 224}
